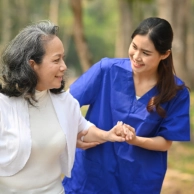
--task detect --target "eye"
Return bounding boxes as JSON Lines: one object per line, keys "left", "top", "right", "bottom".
{"left": 143, "top": 52, "right": 150, "bottom": 56}
{"left": 54, "top": 58, "right": 60, "bottom": 63}
{"left": 132, "top": 44, "right": 137, "bottom": 50}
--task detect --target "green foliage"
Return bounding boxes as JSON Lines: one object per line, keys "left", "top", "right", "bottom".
{"left": 83, "top": 2, "right": 118, "bottom": 62}
{"left": 66, "top": 0, "right": 119, "bottom": 72}
{"left": 0, "top": 0, "right": 157, "bottom": 74}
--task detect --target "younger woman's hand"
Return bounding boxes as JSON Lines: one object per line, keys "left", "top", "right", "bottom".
{"left": 122, "top": 124, "right": 136, "bottom": 141}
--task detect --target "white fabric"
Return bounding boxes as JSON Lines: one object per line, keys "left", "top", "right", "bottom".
{"left": 0, "top": 90, "right": 66, "bottom": 193}
{"left": 0, "top": 91, "right": 93, "bottom": 177}
{"left": 0, "top": 178, "right": 64, "bottom": 194}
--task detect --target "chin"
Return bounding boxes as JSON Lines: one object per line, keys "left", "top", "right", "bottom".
{"left": 54, "top": 85, "right": 61, "bottom": 89}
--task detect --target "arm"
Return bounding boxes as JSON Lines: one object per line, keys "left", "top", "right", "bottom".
{"left": 77, "top": 122, "right": 135, "bottom": 148}
{"left": 126, "top": 135, "right": 172, "bottom": 151}
{"left": 124, "top": 86, "right": 190, "bottom": 151}
{"left": 83, "top": 123, "right": 127, "bottom": 143}
{"left": 70, "top": 59, "right": 106, "bottom": 148}
{"left": 81, "top": 127, "right": 173, "bottom": 151}
{"left": 119, "top": 124, "right": 172, "bottom": 151}
{"left": 76, "top": 129, "right": 100, "bottom": 150}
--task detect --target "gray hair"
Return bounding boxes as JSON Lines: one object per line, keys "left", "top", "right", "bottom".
{"left": 0, "top": 21, "right": 64, "bottom": 104}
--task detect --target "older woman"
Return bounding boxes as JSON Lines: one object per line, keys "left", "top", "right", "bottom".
{"left": 0, "top": 21, "right": 133, "bottom": 194}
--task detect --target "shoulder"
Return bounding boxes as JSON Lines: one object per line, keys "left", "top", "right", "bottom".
{"left": 174, "top": 76, "right": 190, "bottom": 99}
{"left": 50, "top": 91, "right": 80, "bottom": 107}
{"left": 176, "top": 86, "right": 190, "bottom": 101}
{"left": 99, "top": 57, "right": 131, "bottom": 70}
{"left": 175, "top": 76, "right": 185, "bottom": 86}
{"left": 0, "top": 93, "right": 22, "bottom": 107}
{"left": 166, "top": 82, "right": 190, "bottom": 110}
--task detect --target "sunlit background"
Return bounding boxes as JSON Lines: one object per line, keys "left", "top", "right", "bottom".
{"left": 0, "top": 0, "right": 193, "bottom": 193}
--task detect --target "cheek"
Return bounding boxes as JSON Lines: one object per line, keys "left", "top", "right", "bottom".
{"left": 128, "top": 50, "right": 133, "bottom": 59}
{"left": 128, "top": 46, "right": 134, "bottom": 56}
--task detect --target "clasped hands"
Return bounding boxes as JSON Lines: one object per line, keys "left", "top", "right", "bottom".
{"left": 76, "top": 121, "right": 136, "bottom": 150}
{"left": 108, "top": 121, "right": 136, "bottom": 142}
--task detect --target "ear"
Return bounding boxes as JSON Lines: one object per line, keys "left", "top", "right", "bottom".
{"left": 29, "top": 59, "right": 36, "bottom": 70}
{"left": 161, "top": 50, "right": 171, "bottom": 60}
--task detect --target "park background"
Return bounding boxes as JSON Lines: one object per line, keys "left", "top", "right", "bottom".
{"left": 0, "top": 0, "right": 193, "bottom": 193}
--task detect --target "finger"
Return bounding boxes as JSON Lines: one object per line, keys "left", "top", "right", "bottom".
{"left": 117, "top": 121, "right": 123, "bottom": 126}
{"left": 125, "top": 126, "right": 130, "bottom": 141}
{"left": 116, "top": 131, "right": 121, "bottom": 136}
{"left": 128, "top": 131, "right": 134, "bottom": 140}
{"left": 123, "top": 125, "right": 128, "bottom": 135}
{"left": 114, "top": 123, "right": 122, "bottom": 135}
{"left": 121, "top": 125, "right": 134, "bottom": 140}
{"left": 114, "top": 136, "right": 125, "bottom": 142}
{"left": 77, "top": 130, "right": 88, "bottom": 139}
{"left": 77, "top": 141, "right": 99, "bottom": 150}
{"left": 124, "top": 124, "right": 135, "bottom": 135}
{"left": 124, "top": 124, "right": 135, "bottom": 133}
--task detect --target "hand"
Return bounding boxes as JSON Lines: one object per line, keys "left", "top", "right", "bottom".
{"left": 114, "top": 121, "right": 136, "bottom": 141}
{"left": 114, "top": 121, "right": 126, "bottom": 138}
{"left": 122, "top": 124, "right": 136, "bottom": 141}
{"left": 106, "top": 122, "right": 126, "bottom": 142}
{"left": 76, "top": 130, "right": 100, "bottom": 150}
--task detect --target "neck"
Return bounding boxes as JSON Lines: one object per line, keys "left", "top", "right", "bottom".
{"left": 133, "top": 71, "right": 158, "bottom": 84}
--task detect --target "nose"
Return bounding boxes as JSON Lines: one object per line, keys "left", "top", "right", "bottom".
{"left": 60, "top": 60, "right": 67, "bottom": 71}
{"left": 134, "top": 52, "right": 141, "bottom": 61}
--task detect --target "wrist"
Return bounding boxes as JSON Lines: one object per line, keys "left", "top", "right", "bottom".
{"left": 126, "top": 135, "right": 139, "bottom": 145}
{"left": 102, "top": 130, "right": 109, "bottom": 142}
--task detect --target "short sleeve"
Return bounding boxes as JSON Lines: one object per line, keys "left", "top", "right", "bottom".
{"left": 158, "top": 88, "right": 190, "bottom": 141}
{"left": 70, "top": 60, "right": 103, "bottom": 106}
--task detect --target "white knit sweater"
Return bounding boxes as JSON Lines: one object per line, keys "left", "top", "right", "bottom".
{"left": 0, "top": 91, "right": 93, "bottom": 193}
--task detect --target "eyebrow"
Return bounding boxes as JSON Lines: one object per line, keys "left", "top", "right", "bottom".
{"left": 53, "top": 53, "right": 65, "bottom": 57}
{"left": 132, "top": 42, "right": 153, "bottom": 53}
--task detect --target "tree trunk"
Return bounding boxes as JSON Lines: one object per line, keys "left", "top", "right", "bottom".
{"left": 1, "top": 0, "right": 12, "bottom": 49}
{"left": 17, "top": 0, "right": 28, "bottom": 28}
{"left": 115, "top": 0, "right": 133, "bottom": 58}
{"left": 186, "top": 0, "right": 194, "bottom": 89}
{"left": 69, "top": 0, "right": 92, "bottom": 72}
{"left": 157, "top": 0, "right": 173, "bottom": 22}
{"left": 157, "top": 0, "right": 192, "bottom": 88}
{"left": 49, "top": 0, "right": 60, "bottom": 24}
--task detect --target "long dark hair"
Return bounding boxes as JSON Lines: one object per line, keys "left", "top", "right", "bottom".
{"left": 0, "top": 21, "right": 65, "bottom": 104}
{"left": 131, "top": 17, "right": 186, "bottom": 117}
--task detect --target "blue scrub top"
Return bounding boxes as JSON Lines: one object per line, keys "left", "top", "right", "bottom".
{"left": 63, "top": 58, "right": 190, "bottom": 194}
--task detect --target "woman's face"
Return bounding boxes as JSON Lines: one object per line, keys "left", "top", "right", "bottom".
{"left": 128, "top": 35, "right": 168, "bottom": 76}
{"left": 31, "top": 36, "right": 67, "bottom": 91}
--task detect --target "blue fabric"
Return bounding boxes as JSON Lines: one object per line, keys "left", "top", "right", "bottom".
{"left": 63, "top": 58, "right": 190, "bottom": 194}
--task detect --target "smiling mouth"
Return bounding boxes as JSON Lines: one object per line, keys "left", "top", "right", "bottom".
{"left": 133, "top": 61, "right": 144, "bottom": 67}
{"left": 55, "top": 76, "right": 63, "bottom": 81}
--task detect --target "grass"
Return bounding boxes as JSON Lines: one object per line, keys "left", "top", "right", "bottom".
{"left": 168, "top": 142, "right": 194, "bottom": 174}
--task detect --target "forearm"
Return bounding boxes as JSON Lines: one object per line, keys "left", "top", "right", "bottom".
{"left": 127, "top": 136, "right": 172, "bottom": 151}
{"left": 83, "top": 126, "right": 109, "bottom": 144}
{"left": 83, "top": 124, "right": 126, "bottom": 143}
